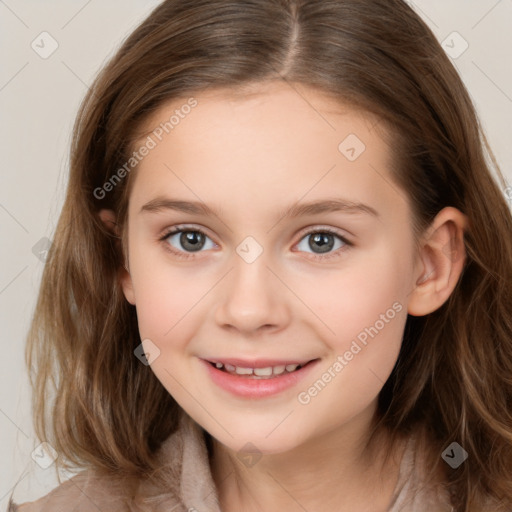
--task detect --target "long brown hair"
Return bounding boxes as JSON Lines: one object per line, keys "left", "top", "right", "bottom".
{"left": 25, "top": 0, "right": 512, "bottom": 510}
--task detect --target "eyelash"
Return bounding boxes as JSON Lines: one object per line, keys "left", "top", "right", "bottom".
{"left": 158, "top": 225, "right": 353, "bottom": 261}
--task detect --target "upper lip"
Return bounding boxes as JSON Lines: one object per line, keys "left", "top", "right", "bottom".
{"left": 203, "top": 357, "right": 318, "bottom": 368}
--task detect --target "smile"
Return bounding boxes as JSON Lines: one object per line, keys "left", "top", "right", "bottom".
{"left": 200, "top": 357, "right": 321, "bottom": 398}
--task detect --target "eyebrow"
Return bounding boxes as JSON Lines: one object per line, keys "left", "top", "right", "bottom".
{"left": 139, "top": 196, "right": 379, "bottom": 220}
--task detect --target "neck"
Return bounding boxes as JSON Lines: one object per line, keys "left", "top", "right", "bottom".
{"left": 208, "top": 407, "right": 407, "bottom": 512}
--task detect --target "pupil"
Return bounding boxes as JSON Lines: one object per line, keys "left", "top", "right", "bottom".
{"left": 310, "top": 233, "right": 334, "bottom": 253}
{"left": 181, "top": 231, "right": 204, "bottom": 252}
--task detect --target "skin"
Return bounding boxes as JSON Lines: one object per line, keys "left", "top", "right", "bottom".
{"left": 100, "top": 80, "right": 467, "bottom": 511}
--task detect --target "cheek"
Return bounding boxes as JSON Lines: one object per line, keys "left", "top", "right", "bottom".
{"left": 130, "top": 255, "right": 210, "bottom": 349}
{"left": 312, "top": 250, "right": 406, "bottom": 330}
{"left": 131, "top": 266, "right": 210, "bottom": 399}
{"left": 299, "top": 245, "right": 410, "bottom": 378}
{"left": 293, "top": 250, "right": 409, "bottom": 422}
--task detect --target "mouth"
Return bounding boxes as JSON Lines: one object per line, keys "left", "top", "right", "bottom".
{"left": 200, "top": 357, "right": 321, "bottom": 399}
{"left": 205, "top": 359, "right": 318, "bottom": 379}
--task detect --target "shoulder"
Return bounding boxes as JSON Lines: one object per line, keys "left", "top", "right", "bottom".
{"left": 389, "top": 432, "right": 453, "bottom": 512}
{"left": 8, "top": 412, "right": 213, "bottom": 512}
{"left": 7, "top": 422, "right": 189, "bottom": 512}
{"left": 7, "top": 470, "right": 139, "bottom": 512}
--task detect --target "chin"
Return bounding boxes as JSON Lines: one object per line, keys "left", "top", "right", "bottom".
{"left": 205, "top": 418, "right": 305, "bottom": 455}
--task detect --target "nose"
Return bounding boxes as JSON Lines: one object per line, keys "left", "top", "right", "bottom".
{"left": 214, "top": 252, "right": 291, "bottom": 335}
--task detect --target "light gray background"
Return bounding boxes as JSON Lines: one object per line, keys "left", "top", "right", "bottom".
{"left": 1, "top": 0, "right": 511, "bottom": 506}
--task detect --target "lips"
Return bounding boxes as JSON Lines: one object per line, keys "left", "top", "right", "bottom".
{"left": 201, "top": 357, "right": 321, "bottom": 398}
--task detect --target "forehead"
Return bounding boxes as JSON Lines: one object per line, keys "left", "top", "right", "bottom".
{"left": 127, "top": 81, "right": 406, "bottom": 219}
{"left": 135, "top": 81, "right": 383, "bottom": 144}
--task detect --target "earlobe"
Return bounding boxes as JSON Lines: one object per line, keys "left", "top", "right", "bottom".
{"left": 98, "top": 208, "right": 136, "bottom": 306}
{"left": 407, "top": 207, "right": 468, "bottom": 317}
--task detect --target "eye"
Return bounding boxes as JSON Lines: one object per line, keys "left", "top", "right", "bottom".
{"left": 159, "top": 226, "right": 216, "bottom": 259}
{"left": 295, "top": 228, "right": 352, "bottom": 259}
{"left": 159, "top": 225, "right": 352, "bottom": 261}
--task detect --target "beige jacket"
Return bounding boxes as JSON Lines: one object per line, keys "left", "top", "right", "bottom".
{"left": 8, "top": 411, "right": 453, "bottom": 512}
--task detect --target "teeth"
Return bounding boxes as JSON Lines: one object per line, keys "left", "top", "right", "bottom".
{"left": 273, "top": 365, "right": 286, "bottom": 375}
{"left": 212, "top": 361, "right": 306, "bottom": 378}
{"left": 235, "top": 366, "right": 253, "bottom": 375}
{"left": 253, "top": 367, "right": 273, "bottom": 376}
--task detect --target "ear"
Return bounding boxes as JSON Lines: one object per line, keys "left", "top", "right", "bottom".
{"left": 407, "top": 207, "right": 468, "bottom": 316}
{"left": 98, "top": 209, "right": 136, "bottom": 306}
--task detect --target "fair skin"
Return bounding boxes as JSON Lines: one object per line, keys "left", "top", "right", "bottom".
{"left": 100, "top": 81, "right": 467, "bottom": 511}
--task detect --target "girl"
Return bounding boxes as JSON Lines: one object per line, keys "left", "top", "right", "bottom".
{"left": 9, "top": 0, "right": 512, "bottom": 511}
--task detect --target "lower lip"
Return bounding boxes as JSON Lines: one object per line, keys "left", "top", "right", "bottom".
{"left": 201, "top": 358, "right": 320, "bottom": 399}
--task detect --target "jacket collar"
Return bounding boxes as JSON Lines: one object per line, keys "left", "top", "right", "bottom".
{"left": 158, "top": 410, "right": 222, "bottom": 512}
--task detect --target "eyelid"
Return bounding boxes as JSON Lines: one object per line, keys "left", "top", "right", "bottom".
{"left": 158, "top": 224, "right": 217, "bottom": 243}
{"left": 295, "top": 224, "right": 351, "bottom": 242}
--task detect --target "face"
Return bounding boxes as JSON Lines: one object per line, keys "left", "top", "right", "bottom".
{"left": 120, "top": 81, "right": 419, "bottom": 455}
